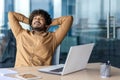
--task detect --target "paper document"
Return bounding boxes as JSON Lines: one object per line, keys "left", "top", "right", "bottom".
{"left": 0, "top": 76, "right": 18, "bottom": 80}
{"left": 0, "top": 69, "right": 18, "bottom": 76}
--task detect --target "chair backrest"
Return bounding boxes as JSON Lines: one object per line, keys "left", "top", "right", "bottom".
{"left": 51, "top": 45, "right": 60, "bottom": 65}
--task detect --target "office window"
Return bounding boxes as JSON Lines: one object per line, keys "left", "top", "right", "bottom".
{"left": 14, "top": 0, "right": 30, "bottom": 29}
{"left": 0, "top": 0, "right": 4, "bottom": 58}
{"left": 67, "top": 0, "right": 75, "bottom": 16}
{"left": 0, "top": 0, "right": 4, "bottom": 27}
{"left": 68, "top": 5, "right": 75, "bottom": 15}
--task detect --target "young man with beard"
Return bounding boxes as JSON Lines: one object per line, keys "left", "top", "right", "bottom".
{"left": 8, "top": 9, "right": 73, "bottom": 67}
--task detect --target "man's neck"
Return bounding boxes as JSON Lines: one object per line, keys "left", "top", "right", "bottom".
{"left": 32, "top": 28, "right": 46, "bottom": 32}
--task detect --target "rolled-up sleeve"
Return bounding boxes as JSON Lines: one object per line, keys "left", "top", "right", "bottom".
{"left": 8, "top": 12, "right": 29, "bottom": 38}
{"left": 51, "top": 16, "right": 73, "bottom": 45}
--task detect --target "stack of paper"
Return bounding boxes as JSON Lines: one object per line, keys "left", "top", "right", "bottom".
{"left": 0, "top": 69, "right": 18, "bottom": 76}
{"left": 0, "top": 76, "right": 18, "bottom": 80}
{"left": 0, "top": 69, "right": 19, "bottom": 80}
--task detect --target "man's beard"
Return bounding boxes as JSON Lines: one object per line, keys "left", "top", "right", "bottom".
{"left": 32, "top": 27, "right": 47, "bottom": 32}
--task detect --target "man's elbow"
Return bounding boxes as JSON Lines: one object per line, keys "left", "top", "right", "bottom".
{"left": 67, "top": 16, "right": 73, "bottom": 23}
{"left": 8, "top": 11, "right": 14, "bottom": 19}
{"left": 69, "top": 16, "right": 73, "bottom": 19}
{"left": 67, "top": 16, "right": 73, "bottom": 21}
{"left": 8, "top": 11, "right": 13, "bottom": 16}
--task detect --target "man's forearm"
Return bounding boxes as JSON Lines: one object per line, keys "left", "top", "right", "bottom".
{"left": 50, "top": 16, "right": 73, "bottom": 26}
{"left": 8, "top": 12, "right": 29, "bottom": 24}
{"left": 50, "top": 16, "right": 73, "bottom": 45}
{"left": 8, "top": 11, "right": 29, "bottom": 37}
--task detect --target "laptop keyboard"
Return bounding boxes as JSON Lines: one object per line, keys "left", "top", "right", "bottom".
{"left": 50, "top": 67, "right": 63, "bottom": 72}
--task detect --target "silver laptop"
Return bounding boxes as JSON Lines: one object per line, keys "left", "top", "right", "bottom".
{"left": 38, "top": 43, "right": 95, "bottom": 75}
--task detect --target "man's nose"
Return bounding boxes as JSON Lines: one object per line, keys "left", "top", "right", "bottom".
{"left": 36, "top": 18, "right": 40, "bottom": 21}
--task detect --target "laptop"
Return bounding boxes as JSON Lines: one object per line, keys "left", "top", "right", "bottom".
{"left": 38, "top": 43, "right": 95, "bottom": 75}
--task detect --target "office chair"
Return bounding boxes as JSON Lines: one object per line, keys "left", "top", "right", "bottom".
{"left": 51, "top": 45, "right": 60, "bottom": 65}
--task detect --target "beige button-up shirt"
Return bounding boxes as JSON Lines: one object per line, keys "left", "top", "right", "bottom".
{"left": 8, "top": 12, "right": 73, "bottom": 67}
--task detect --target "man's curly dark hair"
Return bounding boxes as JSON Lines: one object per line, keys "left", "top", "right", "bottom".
{"left": 29, "top": 9, "right": 52, "bottom": 26}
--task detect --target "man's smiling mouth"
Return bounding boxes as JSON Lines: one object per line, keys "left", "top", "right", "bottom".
{"left": 34, "top": 21, "right": 41, "bottom": 25}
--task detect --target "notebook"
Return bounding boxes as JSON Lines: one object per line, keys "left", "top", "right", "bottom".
{"left": 38, "top": 43, "right": 95, "bottom": 75}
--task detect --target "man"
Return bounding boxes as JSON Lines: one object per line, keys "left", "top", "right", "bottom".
{"left": 8, "top": 9, "right": 73, "bottom": 67}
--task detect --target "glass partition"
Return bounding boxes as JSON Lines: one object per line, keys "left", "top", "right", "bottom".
{"left": 60, "top": 0, "right": 120, "bottom": 68}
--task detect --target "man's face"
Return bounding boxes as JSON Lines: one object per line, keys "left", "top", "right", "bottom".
{"left": 31, "top": 15, "right": 46, "bottom": 31}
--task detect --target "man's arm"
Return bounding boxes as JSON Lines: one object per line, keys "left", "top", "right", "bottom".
{"left": 50, "top": 16, "right": 73, "bottom": 45}
{"left": 8, "top": 12, "right": 29, "bottom": 38}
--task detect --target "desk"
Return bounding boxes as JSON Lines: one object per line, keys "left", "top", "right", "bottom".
{"left": 7, "top": 63, "right": 120, "bottom": 80}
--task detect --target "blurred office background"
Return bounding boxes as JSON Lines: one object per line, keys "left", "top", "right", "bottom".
{"left": 0, "top": 0, "right": 120, "bottom": 68}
